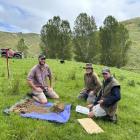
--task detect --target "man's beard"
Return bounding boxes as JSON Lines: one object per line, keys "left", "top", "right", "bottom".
{"left": 39, "top": 61, "right": 45, "bottom": 66}
{"left": 86, "top": 71, "right": 93, "bottom": 74}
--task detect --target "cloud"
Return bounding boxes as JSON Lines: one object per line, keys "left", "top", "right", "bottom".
{"left": 0, "top": 21, "right": 30, "bottom": 32}
{"left": 0, "top": 1, "right": 42, "bottom": 33}
{"left": 0, "top": 0, "right": 140, "bottom": 33}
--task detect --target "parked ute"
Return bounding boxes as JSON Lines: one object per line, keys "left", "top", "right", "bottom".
{"left": 0, "top": 48, "right": 23, "bottom": 59}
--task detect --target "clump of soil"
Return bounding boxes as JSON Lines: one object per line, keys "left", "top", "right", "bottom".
{"left": 12, "top": 99, "right": 65, "bottom": 114}
{"left": 13, "top": 99, "right": 50, "bottom": 114}
{"left": 50, "top": 102, "right": 65, "bottom": 113}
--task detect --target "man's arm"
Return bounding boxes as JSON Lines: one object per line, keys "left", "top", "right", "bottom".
{"left": 47, "top": 67, "right": 52, "bottom": 88}
{"left": 93, "top": 89, "right": 102, "bottom": 105}
{"left": 84, "top": 73, "right": 87, "bottom": 90}
{"left": 27, "top": 80, "right": 36, "bottom": 90}
{"left": 27, "top": 80, "right": 42, "bottom": 91}
{"left": 102, "top": 86, "right": 121, "bottom": 107}
{"left": 48, "top": 76, "right": 52, "bottom": 88}
{"left": 27, "top": 66, "right": 43, "bottom": 92}
{"left": 27, "top": 80, "right": 43, "bottom": 92}
{"left": 93, "top": 73, "right": 102, "bottom": 94}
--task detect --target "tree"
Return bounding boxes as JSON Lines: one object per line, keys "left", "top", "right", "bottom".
{"left": 57, "top": 20, "right": 72, "bottom": 60}
{"left": 73, "top": 13, "right": 100, "bottom": 63}
{"left": 99, "top": 16, "right": 131, "bottom": 68}
{"left": 40, "top": 16, "right": 72, "bottom": 60}
{"left": 16, "top": 38, "right": 28, "bottom": 57}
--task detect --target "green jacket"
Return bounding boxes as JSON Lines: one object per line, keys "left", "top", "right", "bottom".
{"left": 84, "top": 72, "right": 101, "bottom": 94}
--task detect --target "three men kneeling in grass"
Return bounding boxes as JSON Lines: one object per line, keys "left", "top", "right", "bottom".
{"left": 27, "top": 55, "right": 121, "bottom": 122}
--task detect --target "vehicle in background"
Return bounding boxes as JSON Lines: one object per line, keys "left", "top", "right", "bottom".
{"left": 0, "top": 48, "right": 24, "bottom": 59}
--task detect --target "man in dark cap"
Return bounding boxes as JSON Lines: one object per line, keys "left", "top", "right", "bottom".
{"left": 78, "top": 63, "right": 102, "bottom": 104}
{"left": 27, "top": 54, "right": 59, "bottom": 104}
{"left": 88, "top": 67, "right": 121, "bottom": 122}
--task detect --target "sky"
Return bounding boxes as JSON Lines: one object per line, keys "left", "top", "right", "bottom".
{"left": 0, "top": 0, "right": 139, "bottom": 33}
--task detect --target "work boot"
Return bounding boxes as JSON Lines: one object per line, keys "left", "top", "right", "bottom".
{"left": 110, "top": 114, "right": 118, "bottom": 123}
{"left": 78, "top": 92, "right": 88, "bottom": 100}
{"left": 103, "top": 114, "right": 118, "bottom": 123}
{"left": 27, "top": 92, "right": 34, "bottom": 98}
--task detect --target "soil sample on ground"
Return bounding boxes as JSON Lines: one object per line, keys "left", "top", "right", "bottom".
{"left": 13, "top": 99, "right": 50, "bottom": 114}
{"left": 12, "top": 99, "right": 65, "bottom": 114}
{"left": 50, "top": 102, "right": 65, "bottom": 113}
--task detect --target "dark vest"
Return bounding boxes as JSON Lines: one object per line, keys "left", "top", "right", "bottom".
{"left": 102, "top": 77, "right": 120, "bottom": 116}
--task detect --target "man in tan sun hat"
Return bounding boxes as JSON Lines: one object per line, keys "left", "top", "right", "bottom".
{"left": 78, "top": 63, "right": 102, "bottom": 104}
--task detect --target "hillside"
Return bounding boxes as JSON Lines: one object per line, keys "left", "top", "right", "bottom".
{"left": 121, "top": 17, "right": 140, "bottom": 71}
{"left": 0, "top": 31, "right": 40, "bottom": 56}
{"left": 0, "top": 58, "right": 140, "bottom": 140}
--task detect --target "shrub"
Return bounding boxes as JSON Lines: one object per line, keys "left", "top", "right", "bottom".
{"left": 10, "top": 79, "right": 20, "bottom": 95}
{"left": 68, "top": 70, "right": 76, "bottom": 80}
{"left": 127, "top": 80, "right": 135, "bottom": 87}
{"left": 136, "top": 82, "right": 140, "bottom": 85}
{"left": 0, "top": 72, "right": 5, "bottom": 77}
{"left": 118, "top": 75, "right": 126, "bottom": 81}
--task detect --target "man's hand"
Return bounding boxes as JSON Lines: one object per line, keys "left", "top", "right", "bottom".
{"left": 87, "top": 104, "right": 94, "bottom": 109}
{"left": 48, "top": 87, "right": 53, "bottom": 91}
{"left": 88, "top": 111, "right": 94, "bottom": 118}
{"left": 88, "top": 90, "right": 95, "bottom": 96}
{"left": 98, "top": 100, "right": 104, "bottom": 104}
{"left": 80, "top": 88, "right": 86, "bottom": 93}
{"left": 35, "top": 87, "right": 43, "bottom": 92}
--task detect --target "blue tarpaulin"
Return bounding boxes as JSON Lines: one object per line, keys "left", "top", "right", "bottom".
{"left": 21, "top": 102, "right": 71, "bottom": 123}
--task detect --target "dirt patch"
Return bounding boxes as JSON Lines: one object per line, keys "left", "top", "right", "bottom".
{"left": 12, "top": 99, "right": 65, "bottom": 114}
{"left": 50, "top": 102, "right": 65, "bottom": 113}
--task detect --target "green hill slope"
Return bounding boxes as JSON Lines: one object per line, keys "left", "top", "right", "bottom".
{"left": 0, "top": 58, "right": 140, "bottom": 140}
{"left": 121, "top": 17, "right": 140, "bottom": 71}
{"left": 0, "top": 31, "right": 40, "bottom": 56}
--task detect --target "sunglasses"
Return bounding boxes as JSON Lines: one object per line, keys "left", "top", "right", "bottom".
{"left": 102, "top": 73, "right": 108, "bottom": 75}
{"left": 40, "top": 58, "right": 46, "bottom": 60}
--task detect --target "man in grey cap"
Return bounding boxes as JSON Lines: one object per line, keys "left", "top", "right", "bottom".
{"left": 27, "top": 54, "right": 59, "bottom": 104}
{"left": 78, "top": 63, "right": 102, "bottom": 104}
{"left": 88, "top": 67, "right": 121, "bottom": 122}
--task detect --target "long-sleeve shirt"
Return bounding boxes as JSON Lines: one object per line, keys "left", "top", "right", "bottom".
{"left": 94, "top": 86, "right": 121, "bottom": 107}
{"left": 84, "top": 72, "right": 102, "bottom": 94}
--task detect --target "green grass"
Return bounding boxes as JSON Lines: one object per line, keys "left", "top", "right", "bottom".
{"left": 0, "top": 58, "right": 140, "bottom": 140}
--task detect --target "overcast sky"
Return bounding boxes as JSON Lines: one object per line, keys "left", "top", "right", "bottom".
{"left": 0, "top": 0, "right": 140, "bottom": 33}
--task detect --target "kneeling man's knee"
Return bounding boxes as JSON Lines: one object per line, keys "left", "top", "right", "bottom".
{"left": 40, "top": 99, "right": 47, "bottom": 104}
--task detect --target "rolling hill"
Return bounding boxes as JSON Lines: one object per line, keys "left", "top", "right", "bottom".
{"left": 0, "top": 31, "right": 40, "bottom": 57}
{"left": 121, "top": 17, "right": 140, "bottom": 71}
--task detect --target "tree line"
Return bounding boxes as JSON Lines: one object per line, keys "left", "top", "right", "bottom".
{"left": 40, "top": 13, "right": 131, "bottom": 68}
